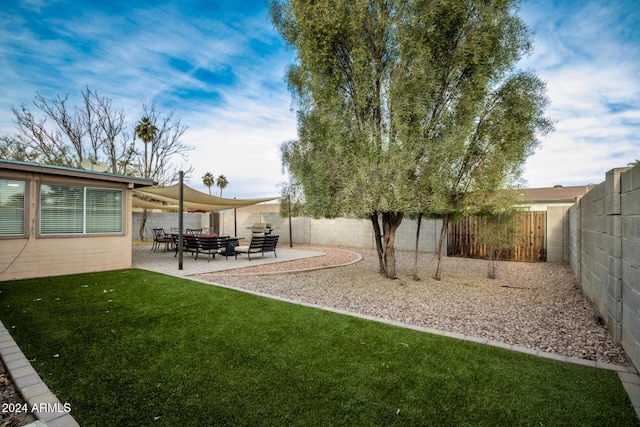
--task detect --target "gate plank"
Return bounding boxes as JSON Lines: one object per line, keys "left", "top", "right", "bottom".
{"left": 448, "top": 212, "right": 547, "bottom": 262}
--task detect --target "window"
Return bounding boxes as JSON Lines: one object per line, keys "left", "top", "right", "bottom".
{"left": 0, "top": 179, "right": 26, "bottom": 236}
{"left": 40, "top": 184, "right": 123, "bottom": 235}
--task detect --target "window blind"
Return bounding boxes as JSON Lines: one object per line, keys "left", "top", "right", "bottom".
{"left": 86, "top": 187, "right": 122, "bottom": 233}
{"left": 0, "top": 179, "right": 25, "bottom": 235}
{"left": 40, "top": 184, "right": 122, "bottom": 235}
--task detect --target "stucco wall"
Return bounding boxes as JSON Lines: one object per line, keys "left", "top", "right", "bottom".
{"left": 546, "top": 206, "right": 570, "bottom": 262}
{"left": 569, "top": 166, "right": 640, "bottom": 369}
{"left": 0, "top": 169, "right": 134, "bottom": 282}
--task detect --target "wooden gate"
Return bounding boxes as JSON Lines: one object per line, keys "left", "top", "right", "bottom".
{"left": 448, "top": 211, "right": 546, "bottom": 262}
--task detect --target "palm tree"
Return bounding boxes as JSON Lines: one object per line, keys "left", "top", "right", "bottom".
{"left": 216, "top": 175, "right": 228, "bottom": 197}
{"left": 135, "top": 117, "right": 158, "bottom": 178}
{"left": 202, "top": 172, "right": 215, "bottom": 195}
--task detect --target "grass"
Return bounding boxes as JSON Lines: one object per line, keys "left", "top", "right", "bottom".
{"left": 0, "top": 269, "right": 638, "bottom": 426}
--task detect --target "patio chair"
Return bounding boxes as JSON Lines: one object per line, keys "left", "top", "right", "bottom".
{"left": 196, "top": 235, "right": 227, "bottom": 261}
{"left": 182, "top": 234, "right": 200, "bottom": 257}
{"left": 186, "top": 228, "right": 202, "bottom": 235}
{"left": 151, "top": 228, "right": 172, "bottom": 252}
{"left": 262, "top": 235, "right": 279, "bottom": 258}
{"left": 171, "top": 233, "right": 182, "bottom": 256}
{"left": 234, "top": 235, "right": 266, "bottom": 261}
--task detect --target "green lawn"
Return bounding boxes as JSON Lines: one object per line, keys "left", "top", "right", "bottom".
{"left": 0, "top": 269, "right": 638, "bottom": 426}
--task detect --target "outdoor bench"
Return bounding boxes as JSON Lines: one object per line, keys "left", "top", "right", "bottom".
{"left": 235, "top": 235, "right": 279, "bottom": 261}
{"left": 171, "top": 234, "right": 239, "bottom": 261}
{"left": 196, "top": 235, "right": 237, "bottom": 261}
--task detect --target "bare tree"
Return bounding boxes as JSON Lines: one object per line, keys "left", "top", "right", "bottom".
{"left": 9, "top": 87, "right": 135, "bottom": 173}
{"left": 4, "top": 88, "right": 194, "bottom": 240}
{"left": 133, "top": 100, "right": 192, "bottom": 185}
{"left": 11, "top": 98, "right": 77, "bottom": 166}
{"left": 134, "top": 100, "right": 193, "bottom": 240}
{"left": 81, "top": 89, "right": 135, "bottom": 175}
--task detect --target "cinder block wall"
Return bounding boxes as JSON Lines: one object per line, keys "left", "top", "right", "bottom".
{"left": 215, "top": 206, "right": 443, "bottom": 252}
{"left": 621, "top": 165, "right": 640, "bottom": 370}
{"left": 569, "top": 204, "right": 580, "bottom": 276}
{"left": 132, "top": 212, "right": 209, "bottom": 239}
{"left": 569, "top": 166, "right": 639, "bottom": 369}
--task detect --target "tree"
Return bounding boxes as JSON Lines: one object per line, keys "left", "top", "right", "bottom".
{"left": 6, "top": 87, "right": 136, "bottom": 174}
{"left": 2, "top": 88, "right": 194, "bottom": 240}
{"left": 475, "top": 208, "right": 522, "bottom": 279}
{"left": 0, "top": 136, "right": 38, "bottom": 163}
{"left": 202, "top": 172, "right": 215, "bottom": 195}
{"left": 3, "top": 88, "right": 192, "bottom": 185}
{"left": 278, "top": 178, "right": 307, "bottom": 218}
{"left": 216, "top": 175, "right": 228, "bottom": 197}
{"left": 429, "top": 71, "right": 554, "bottom": 280}
{"left": 133, "top": 101, "right": 193, "bottom": 239}
{"left": 131, "top": 101, "right": 192, "bottom": 186}
{"left": 135, "top": 116, "right": 158, "bottom": 179}
{"left": 271, "top": 0, "right": 552, "bottom": 279}
{"left": 272, "top": 0, "right": 415, "bottom": 278}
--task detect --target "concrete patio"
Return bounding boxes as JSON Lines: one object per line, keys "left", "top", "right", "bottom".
{"left": 131, "top": 243, "right": 326, "bottom": 277}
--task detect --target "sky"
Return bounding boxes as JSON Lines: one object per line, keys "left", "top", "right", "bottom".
{"left": 1, "top": 0, "right": 639, "bottom": 198}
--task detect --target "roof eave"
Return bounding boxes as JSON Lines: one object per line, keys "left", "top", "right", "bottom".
{"left": 0, "top": 159, "right": 156, "bottom": 188}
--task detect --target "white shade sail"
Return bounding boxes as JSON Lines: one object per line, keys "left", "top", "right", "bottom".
{"left": 134, "top": 183, "right": 279, "bottom": 211}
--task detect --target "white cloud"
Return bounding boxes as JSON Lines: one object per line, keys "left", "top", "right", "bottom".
{"left": 2, "top": 0, "right": 638, "bottom": 195}
{"left": 519, "top": 0, "right": 640, "bottom": 187}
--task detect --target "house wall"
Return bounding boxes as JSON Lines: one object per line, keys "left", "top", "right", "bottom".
{"left": 546, "top": 206, "right": 571, "bottom": 262}
{"left": 524, "top": 202, "right": 575, "bottom": 212}
{"left": 0, "top": 169, "right": 134, "bottom": 282}
{"left": 569, "top": 166, "right": 640, "bottom": 369}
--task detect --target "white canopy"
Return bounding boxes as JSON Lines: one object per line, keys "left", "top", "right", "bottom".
{"left": 134, "top": 183, "right": 279, "bottom": 211}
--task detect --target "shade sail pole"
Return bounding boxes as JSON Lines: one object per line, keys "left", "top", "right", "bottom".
{"left": 178, "top": 171, "right": 184, "bottom": 270}
{"left": 288, "top": 194, "right": 293, "bottom": 248}
{"left": 234, "top": 197, "right": 237, "bottom": 237}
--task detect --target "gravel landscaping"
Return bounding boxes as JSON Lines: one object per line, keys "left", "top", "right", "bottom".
{"left": 0, "top": 247, "right": 630, "bottom": 426}
{"left": 197, "top": 246, "right": 630, "bottom": 367}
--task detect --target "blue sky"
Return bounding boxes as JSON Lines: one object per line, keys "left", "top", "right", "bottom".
{"left": 1, "top": 0, "right": 639, "bottom": 198}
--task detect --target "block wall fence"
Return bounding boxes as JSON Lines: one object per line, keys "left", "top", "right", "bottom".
{"left": 135, "top": 207, "right": 571, "bottom": 261}
{"left": 134, "top": 209, "right": 444, "bottom": 252}
{"left": 133, "top": 167, "right": 640, "bottom": 369}
{"left": 217, "top": 210, "right": 445, "bottom": 253}
{"left": 569, "top": 165, "right": 640, "bottom": 370}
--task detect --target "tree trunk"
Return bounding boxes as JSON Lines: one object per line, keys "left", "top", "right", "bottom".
{"left": 371, "top": 211, "right": 404, "bottom": 279}
{"left": 144, "top": 140, "right": 148, "bottom": 179}
{"left": 487, "top": 248, "right": 497, "bottom": 279}
{"left": 413, "top": 212, "right": 423, "bottom": 280}
{"left": 370, "top": 212, "right": 385, "bottom": 275}
{"left": 381, "top": 211, "right": 404, "bottom": 279}
{"left": 434, "top": 213, "right": 449, "bottom": 281}
{"left": 139, "top": 208, "right": 151, "bottom": 241}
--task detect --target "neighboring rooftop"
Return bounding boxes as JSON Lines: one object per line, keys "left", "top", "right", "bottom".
{"left": 518, "top": 185, "right": 596, "bottom": 203}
